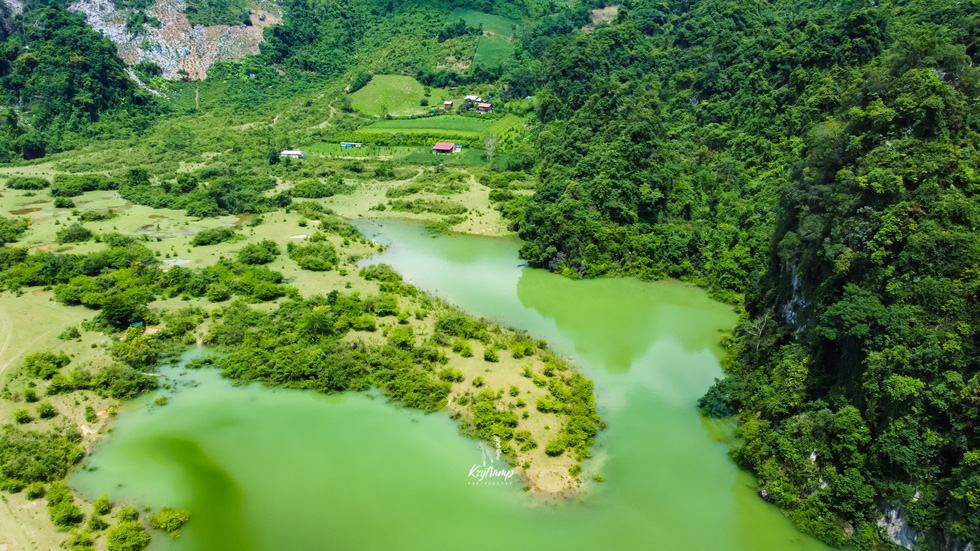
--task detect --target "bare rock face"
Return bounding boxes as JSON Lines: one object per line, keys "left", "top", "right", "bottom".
{"left": 941, "top": 536, "right": 976, "bottom": 551}
{"left": 0, "top": 0, "right": 24, "bottom": 36}
{"left": 878, "top": 506, "right": 919, "bottom": 550}
{"left": 1, "top": 0, "right": 24, "bottom": 16}
{"left": 67, "top": 0, "right": 280, "bottom": 80}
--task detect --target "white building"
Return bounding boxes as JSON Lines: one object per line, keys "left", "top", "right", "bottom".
{"left": 280, "top": 150, "right": 306, "bottom": 159}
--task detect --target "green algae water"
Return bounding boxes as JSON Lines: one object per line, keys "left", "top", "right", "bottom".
{"left": 72, "top": 219, "right": 833, "bottom": 551}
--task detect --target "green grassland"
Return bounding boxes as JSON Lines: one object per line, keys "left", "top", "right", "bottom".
{"left": 348, "top": 75, "right": 430, "bottom": 117}
{"left": 451, "top": 9, "right": 518, "bottom": 37}
{"left": 451, "top": 9, "right": 518, "bottom": 67}
{"left": 473, "top": 36, "right": 515, "bottom": 67}
{"left": 320, "top": 164, "right": 509, "bottom": 235}
{"left": 335, "top": 115, "right": 497, "bottom": 148}
{"left": 365, "top": 116, "right": 493, "bottom": 134}
{"left": 346, "top": 75, "right": 491, "bottom": 119}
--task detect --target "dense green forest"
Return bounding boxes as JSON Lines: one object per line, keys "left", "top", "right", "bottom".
{"left": 505, "top": 0, "right": 980, "bottom": 547}
{"left": 0, "top": 6, "right": 155, "bottom": 160}
{"left": 3, "top": 0, "right": 980, "bottom": 547}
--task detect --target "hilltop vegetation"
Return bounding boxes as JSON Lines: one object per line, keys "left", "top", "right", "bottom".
{"left": 491, "top": 0, "right": 980, "bottom": 547}
{"left": 0, "top": 6, "right": 155, "bottom": 161}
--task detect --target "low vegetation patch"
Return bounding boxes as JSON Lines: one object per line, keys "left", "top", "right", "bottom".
{"left": 389, "top": 198, "right": 467, "bottom": 216}
{"left": 192, "top": 227, "right": 236, "bottom": 246}
{"left": 287, "top": 234, "right": 339, "bottom": 271}
{"left": 6, "top": 176, "right": 50, "bottom": 190}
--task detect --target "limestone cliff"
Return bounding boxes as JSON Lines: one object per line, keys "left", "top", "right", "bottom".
{"left": 0, "top": 0, "right": 23, "bottom": 37}
{"left": 66, "top": 0, "right": 280, "bottom": 80}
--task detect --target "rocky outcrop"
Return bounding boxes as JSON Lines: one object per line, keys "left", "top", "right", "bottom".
{"left": 0, "top": 0, "right": 23, "bottom": 17}
{"left": 878, "top": 506, "right": 919, "bottom": 550}
{"left": 940, "top": 535, "right": 976, "bottom": 551}
{"left": 67, "top": 0, "right": 280, "bottom": 80}
{"left": 0, "top": 0, "right": 24, "bottom": 36}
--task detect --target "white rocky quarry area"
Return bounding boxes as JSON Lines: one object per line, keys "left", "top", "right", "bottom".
{"left": 2, "top": 0, "right": 23, "bottom": 16}
{"left": 66, "top": 0, "right": 280, "bottom": 80}
{"left": 0, "top": 0, "right": 25, "bottom": 35}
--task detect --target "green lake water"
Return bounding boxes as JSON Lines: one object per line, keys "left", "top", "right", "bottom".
{"left": 71, "top": 219, "right": 833, "bottom": 551}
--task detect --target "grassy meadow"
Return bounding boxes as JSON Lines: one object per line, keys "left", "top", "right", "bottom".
{"left": 451, "top": 9, "right": 518, "bottom": 37}
{"left": 474, "top": 36, "right": 515, "bottom": 67}
{"left": 366, "top": 116, "right": 493, "bottom": 134}
{"left": 452, "top": 9, "right": 518, "bottom": 67}
{"left": 348, "top": 75, "right": 433, "bottom": 117}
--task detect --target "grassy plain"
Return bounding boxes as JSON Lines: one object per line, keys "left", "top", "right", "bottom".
{"left": 348, "top": 75, "right": 430, "bottom": 117}
{"left": 451, "top": 9, "right": 518, "bottom": 37}
{"left": 0, "top": 292, "right": 123, "bottom": 551}
{"left": 319, "top": 166, "right": 509, "bottom": 235}
{"left": 345, "top": 75, "right": 502, "bottom": 120}
{"left": 364, "top": 116, "right": 493, "bottom": 134}
{"left": 474, "top": 36, "right": 515, "bottom": 67}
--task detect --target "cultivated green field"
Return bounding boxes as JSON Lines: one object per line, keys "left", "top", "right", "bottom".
{"left": 401, "top": 148, "right": 487, "bottom": 166}
{"left": 451, "top": 9, "right": 518, "bottom": 67}
{"left": 487, "top": 114, "right": 524, "bottom": 135}
{"left": 474, "top": 35, "right": 515, "bottom": 67}
{"left": 348, "top": 75, "right": 429, "bottom": 117}
{"left": 303, "top": 143, "right": 418, "bottom": 157}
{"left": 364, "top": 116, "right": 493, "bottom": 134}
{"left": 333, "top": 116, "right": 496, "bottom": 147}
{"left": 451, "top": 9, "right": 518, "bottom": 37}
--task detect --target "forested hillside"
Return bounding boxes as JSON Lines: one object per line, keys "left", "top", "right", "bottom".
{"left": 0, "top": 6, "right": 155, "bottom": 160}
{"left": 502, "top": 0, "right": 980, "bottom": 548}
{"left": 514, "top": 0, "right": 902, "bottom": 301}
{"left": 719, "top": 12, "right": 980, "bottom": 551}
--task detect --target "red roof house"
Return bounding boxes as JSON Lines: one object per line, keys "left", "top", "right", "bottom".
{"left": 432, "top": 142, "right": 461, "bottom": 154}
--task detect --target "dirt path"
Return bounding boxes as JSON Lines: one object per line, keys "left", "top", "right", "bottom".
{"left": 314, "top": 103, "right": 338, "bottom": 129}
{"left": 0, "top": 326, "right": 58, "bottom": 376}
{"left": 0, "top": 496, "right": 34, "bottom": 550}
{"left": 0, "top": 308, "right": 14, "bottom": 376}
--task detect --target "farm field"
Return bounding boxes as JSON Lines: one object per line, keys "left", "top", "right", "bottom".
{"left": 348, "top": 75, "right": 432, "bottom": 117}
{"left": 451, "top": 9, "right": 518, "bottom": 37}
{"left": 487, "top": 114, "right": 525, "bottom": 135}
{"left": 363, "top": 116, "right": 493, "bottom": 135}
{"left": 451, "top": 9, "right": 518, "bottom": 67}
{"left": 303, "top": 143, "right": 418, "bottom": 158}
{"left": 401, "top": 148, "right": 487, "bottom": 166}
{"left": 474, "top": 35, "right": 515, "bottom": 67}
{"left": 301, "top": 142, "right": 488, "bottom": 166}
{"left": 334, "top": 116, "right": 497, "bottom": 147}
